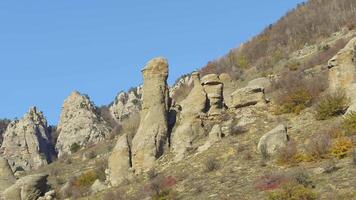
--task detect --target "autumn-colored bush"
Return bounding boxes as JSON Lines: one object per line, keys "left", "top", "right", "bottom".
{"left": 267, "top": 182, "right": 317, "bottom": 200}
{"left": 316, "top": 91, "right": 349, "bottom": 120}
{"left": 254, "top": 173, "right": 288, "bottom": 191}
{"left": 342, "top": 111, "right": 356, "bottom": 136}
{"left": 330, "top": 137, "right": 353, "bottom": 159}
{"left": 145, "top": 175, "right": 177, "bottom": 200}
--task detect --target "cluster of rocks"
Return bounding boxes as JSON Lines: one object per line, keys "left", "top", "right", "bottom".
{"left": 107, "top": 57, "right": 271, "bottom": 186}
{"left": 109, "top": 87, "right": 142, "bottom": 123}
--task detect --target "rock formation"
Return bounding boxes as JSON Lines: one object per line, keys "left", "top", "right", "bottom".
{"left": 171, "top": 72, "right": 207, "bottom": 161}
{"left": 230, "top": 84, "right": 266, "bottom": 109}
{"left": 0, "top": 107, "right": 54, "bottom": 171}
{"left": 107, "top": 134, "right": 133, "bottom": 186}
{"left": 56, "top": 91, "right": 111, "bottom": 157}
{"left": 201, "top": 74, "right": 224, "bottom": 116}
{"left": 109, "top": 87, "right": 142, "bottom": 122}
{"left": 2, "top": 174, "right": 49, "bottom": 200}
{"left": 0, "top": 157, "right": 15, "bottom": 193}
{"left": 328, "top": 36, "right": 356, "bottom": 102}
{"left": 131, "top": 57, "right": 169, "bottom": 173}
{"left": 257, "top": 124, "right": 289, "bottom": 157}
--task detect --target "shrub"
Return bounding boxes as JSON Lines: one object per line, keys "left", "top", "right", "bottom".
{"left": 74, "top": 170, "right": 98, "bottom": 187}
{"left": 254, "top": 172, "right": 287, "bottom": 191}
{"left": 145, "top": 175, "right": 177, "bottom": 200}
{"left": 342, "top": 111, "right": 356, "bottom": 136}
{"left": 330, "top": 138, "right": 352, "bottom": 159}
{"left": 305, "top": 133, "right": 331, "bottom": 160}
{"left": 70, "top": 143, "right": 81, "bottom": 153}
{"left": 273, "top": 71, "right": 326, "bottom": 115}
{"left": 277, "top": 139, "right": 299, "bottom": 165}
{"left": 316, "top": 91, "right": 349, "bottom": 120}
{"left": 267, "top": 182, "right": 317, "bottom": 200}
{"left": 204, "top": 157, "right": 219, "bottom": 172}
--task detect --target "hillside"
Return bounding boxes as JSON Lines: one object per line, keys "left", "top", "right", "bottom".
{"left": 1, "top": 0, "right": 356, "bottom": 200}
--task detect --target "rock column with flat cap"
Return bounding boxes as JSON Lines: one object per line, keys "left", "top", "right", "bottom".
{"left": 131, "top": 57, "right": 169, "bottom": 173}
{"left": 201, "top": 74, "right": 224, "bottom": 116}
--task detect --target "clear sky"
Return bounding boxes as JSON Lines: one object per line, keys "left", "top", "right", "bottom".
{"left": 0, "top": 0, "right": 305, "bottom": 124}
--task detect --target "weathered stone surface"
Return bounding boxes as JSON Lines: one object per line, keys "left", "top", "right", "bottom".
{"left": 201, "top": 74, "right": 224, "bottom": 116}
{"left": 107, "top": 134, "right": 132, "bottom": 186}
{"left": 0, "top": 107, "right": 54, "bottom": 171}
{"left": 346, "top": 102, "right": 356, "bottom": 115}
{"left": 0, "top": 157, "right": 15, "bottom": 193}
{"left": 131, "top": 57, "right": 169, "bottom": 173}
{"left": 91, "top": 179, "right": 107, "bottom": 193}
{"left": 109, "top": 88, "right": 142, "bottom": 122}
{"left": 2, "top": 174, "right": 49, "bottom": 200}
{"left": 257, "top": 125, "right": 289, "bottom": 156}
{"left": 247, "top": 77, "right": 272, "bottom": 90}
{"left": 171, "top": 72, "right": 207, "bottom": 161}
{"left": 328, "top": 37, "right": 356, "bottom": 102}
{"left": 197, "top": 124, "right": 222, "bottom": 153}
{"left": 219, "top": 73, "right": 237, "bottom": 108}
{"left": 230, "top": 85, "right": 266, "bottom": 109}
{"left": 56, "top": 91, "right": 111, "bottom": 157}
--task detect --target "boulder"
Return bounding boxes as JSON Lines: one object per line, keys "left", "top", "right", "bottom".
{"left": 230, "top": 85, "right": 266, "bottom": 109}
{"left": 219, "top": 73, "right": 237, "bottom": 107}
{"left": 108, "top": 134, "right": 133, "bottom": 186}
{"left": 0, "top": 107, "right": 55, "bottom": 171}
{"left": 0, "top": 157, "right": 15, "bottom": 192}
{"left": 131, "top": 57, "right": 169, "bottom": 173}
{"left": 171, "top": 72, "right": 207, "bottom": 161}
{"left": 109, "top": 87, "right": 142, "bottom": 122}
{"left": 328, "top": 37, "right": 356, "bottom": 102}
{"left": 257, "top": 125, "right": 289, "bottom": 157}
{"left": 201, "top": 74, "right": 224, "bottom": 116}
{"left": 2, "top": 174, "right": 49, "bottom": 200}
{"left": 56, "top": 91, "right": 111, "bottom": 157}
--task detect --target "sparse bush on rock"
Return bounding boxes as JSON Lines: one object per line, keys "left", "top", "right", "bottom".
{"left": 316, "top": 91, "right": 349, "bottom": 120}
{"left": 330, "top": 137, "right": 352, "bottom": 159}
{"left": 342, "top": 111, "right": 356, "bottom": 136}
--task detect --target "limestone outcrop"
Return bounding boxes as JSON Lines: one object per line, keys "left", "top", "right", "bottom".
{"left": 56, "top": 91, "right": 111, "bottom": 157}
{"left": 0, "top": 107, "right": 54, "bottom": 171}
{"left": 109, "top": 88, "right": 142, "bottom": 122}
{"left": 201, "top": 74, "right": 224, "bottom": 116}
{"left": 230, "top": 85, "right": 266, "bottom": 109}
{"left": 2, "top": 174, "right": 49, "bottom": 200}
{"left": 0, "top": 157, "right": 15, "bottom": 193}
{"left": 328, "top": 37, "right": 356, "bottom": 102}
{"left": 171, "top": 72, "right": 207, "bottom": 161}
{"left": 257, "top": 124, "right": 289, "bottom": 157}
{"left": 107, "top": 134, "right": 133, "bottom": 186}
{"left": 131, "top": 57, "right": 169, "bottom": 173}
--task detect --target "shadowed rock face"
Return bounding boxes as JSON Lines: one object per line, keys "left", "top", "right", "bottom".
{"left": 131, "top": 57, "right": 169, "bottom": 173}
{"left": 171, "top": 72, "right": 207, "bottom": 161}
{"left": 2, "top": 174, "right": 49, "bottom": 200}
{"left": 328, "top": 37, "right": 356, "bottom": 102}
{"left": 0, "top": 107, "right": 55, "bottom": 171}
{"left": 56, "top": 91, "right": 111, "bottom": 157}
{"left": 0, "top": 157, "right": 15, "bottom": 192}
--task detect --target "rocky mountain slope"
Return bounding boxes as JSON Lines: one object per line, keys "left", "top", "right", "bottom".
{"left": 1, "top": 1, "right": 356, "bottom": 200}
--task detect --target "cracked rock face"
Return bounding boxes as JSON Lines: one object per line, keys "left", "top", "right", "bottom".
{"left": 109, "top": 88, "right": 142, "bottom": 123}
{"left": 0, "top": 107, "right": 54, "bottom": 171}
{"left": 328, "top": 37, "right": 356, "bottom": 102}
{"left": 56, "top": 91, "right": 111, "bottom": 157}
{"left": 131, "top": 57, "right": 169, "bottom": 173}
{"left": 201, "top": 74, "right": 224, "bottom": 116}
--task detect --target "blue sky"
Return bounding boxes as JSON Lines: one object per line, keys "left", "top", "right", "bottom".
{"left": 0, "top": 0, "right": 305, "bottom": 124}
